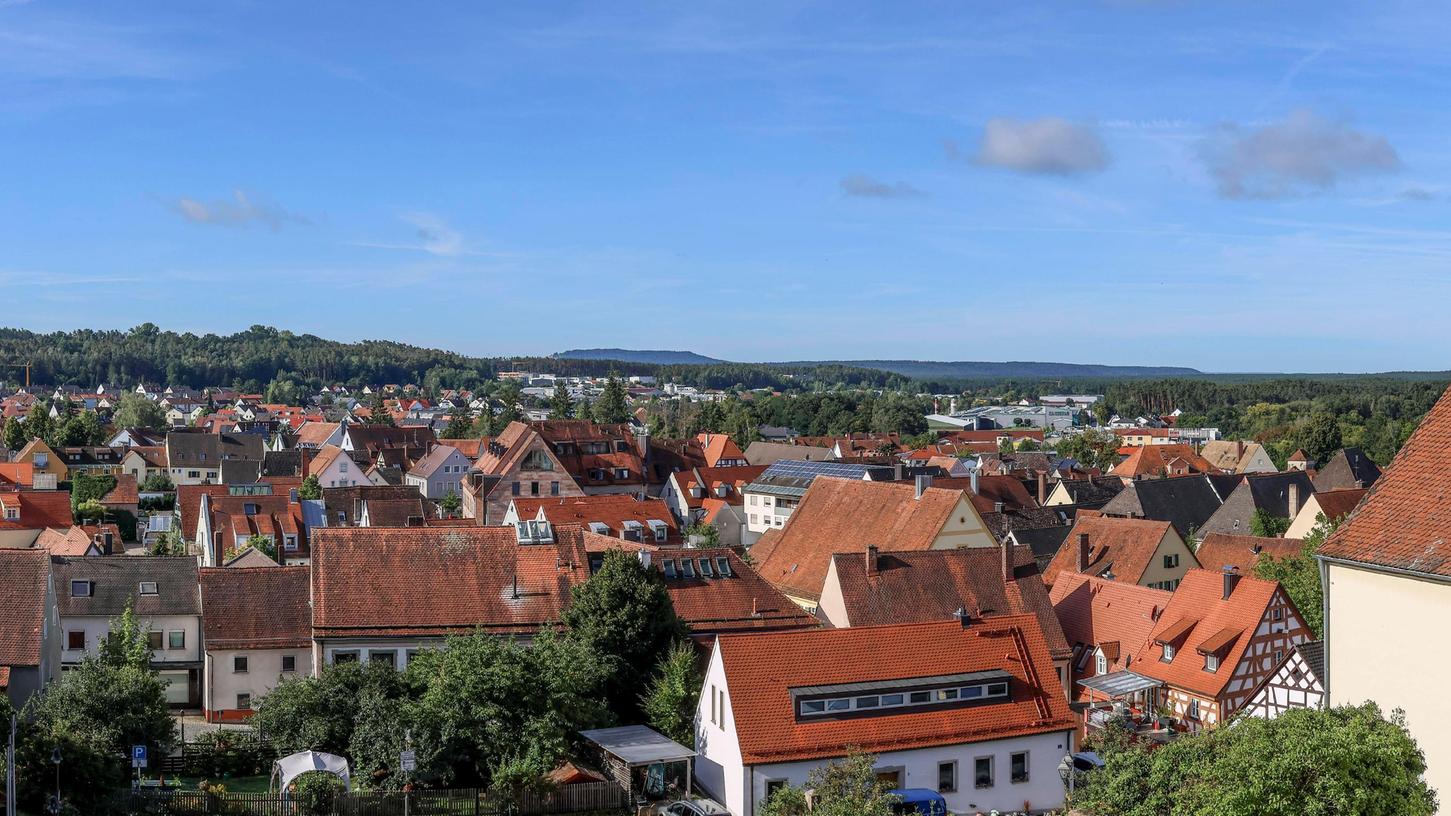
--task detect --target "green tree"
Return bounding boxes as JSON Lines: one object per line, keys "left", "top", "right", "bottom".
{"left": 1072, "top": 704, "right": 1436, "bottom": 816}
{"left": 683, "top": 522, "right": 720, "bottom": 548}
{"left": 56, "top": 413, "right": 91, "bottom": 446}
{"left": 761, "top": 752, "right": 900, "bottom": 816}
{"left": 592, "top": 375, "right": 630, "bottom": 424}
{"left": 3, "top": 416, "right": 27, "bottom": 450}
{"left": 141, "top": 471, "right": 175, "bottom": 492}
{"left": 549, "top": 381, "right": 574, "bottom": 419}
{"left": 253, "top": 661, "right": 410, "bottom": 758}
{"left": 71, "top": 472, "right": 116, "bottom": 514}
{"left": 99, "top": 599, "right": 153, "bottom": 670}
{"left": 1249, "top": 508, "right": 1291, "bottom": 538}
{"left": 244, "top": 534, "right": 278, "bottom": 561}
{"left": 641, "top": 642, "right": 700, "bottom": 746}
{"left": 1295, "top": 411, "right": 1344, "bottom": 465}
{"left": 1254, "top": 513, "right": 1343, "bottom": 637}
{"left": 265, "top": 378, "right": 302, "bottom": 406}
{"left": 23, "top": 404, "right": 53, "bottom": 448}
{"left": 443, "top": 412, "right": 474, "bottom": 439}
{"left": 560, "top": 549, "right": 688, "bottom": 720}
{"left": 112, "top": 392, "right": 167, "bottom": 429}
{"left": 440, "top": 490, "right": 462, "bottom": 516}
{"left": 74, "top": 498, "right": 106, "bottom": 522}
{"left": 298, "top": 473, "right": 322, "bottom": 500}
{"left": 148, "top": 530, "right": 184, "bottom": 556}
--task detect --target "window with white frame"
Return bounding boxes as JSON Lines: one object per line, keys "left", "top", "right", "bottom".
{"left": 1095, "top": 651, "right": 1108, "bottom": 675}
{"left": 1162, "top": 643, "right": 1176, "bottom": 662}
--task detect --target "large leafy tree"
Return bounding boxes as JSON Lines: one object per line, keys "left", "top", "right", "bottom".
{"left": 641, "top": 642, "right": 700, "bottom": 746}
{"left": 561, "top": 549, "right": 688, "bottom": 720}
{"left": 1072, "top": 704, "right": 1437, "bottom": 816}
{"left": 111, "top": 392, "right": 167, "bottom": 429}
{"left": 3, "top": 416, "right": 27, "bottom": 450}
{"left": 253, "top": 661, "right": 409, "bottom": 758}
{"left": 1295, "top": 411, "right": 1344, "bottom": 466}
{"left": 761, "top": 752, "right": 900, "bottom": 816}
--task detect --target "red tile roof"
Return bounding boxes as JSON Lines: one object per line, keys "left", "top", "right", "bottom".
{"left": 696, "top": 433, "right": 747, "bottom": 467}
{"left": 101, "top": 474, "right": 139, "bottom": 505}
{"left": 1319, "top": 385, "right": 1451, "bottom": 576}
{"left": 35, "top": 526, "right": 100, "bottom": 556}
{"left": 0, "top": 491, "right": 73, "bottom": 531}
{"left": 512, "top": 494, "right": 681, "bottom": 544}
{"left": 717, "top": 617, "right": 1075, "bottom": 765}
{"left": 0, "top": 463, "right": 34, "bottom": 487}
{"left": 311, "top": 524, "right": 607, "bottom": 638}
{"left": 751, "top": 479, "right": 973, "bottom": 603}
{"left": 438, "top": 438, "right": 488, "bottom": 460}
{"left": 0, "top": 549, "right": 50, "bottom": 668}
{"left": 656, "top": 548, "right": 818, "bottom": 635}
{"left": 828, "top": 545, "right": 1070, "bottom": 659}
{"left": 1193, "top": 534, "right": 1301, "bottom": 573}
{"left": 670, "top": 465, "right": 767, "bottom": 510}
{"left": 1130, "top": 568, "right": 1289, "bottom": 699}
{"left": 200, "top": 566, "right": 311, "bottom": 649}
{"left": 1111, "top": 444, "right": 1218, "bottom": 478}
{"left": 1310, "top": 487, "right": 1368, "bottom": 523}
{"left": 1049, "top": 573, "right": 1171, "bottom": 700}
{"left": 1042, "top": 516, "right": 1183, "bottom": 588}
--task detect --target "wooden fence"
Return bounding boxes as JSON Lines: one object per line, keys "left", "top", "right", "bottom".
{"left": 122, "top": 780, "right": 629, "bottom": 816}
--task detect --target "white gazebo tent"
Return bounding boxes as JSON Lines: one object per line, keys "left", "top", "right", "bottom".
{"left": 270, "top": 750, "right": 351, "bottom": 799}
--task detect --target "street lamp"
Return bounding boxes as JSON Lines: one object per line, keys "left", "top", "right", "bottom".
{"left": 48, "top": 747, "right": 61, "bottom": 815}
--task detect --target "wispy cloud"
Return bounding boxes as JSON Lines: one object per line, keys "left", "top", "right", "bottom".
{"left": 169, "top": 190, "right": 310, "bottom": 230}
{"left": 356, "top": 213, "right": 478, "bottom": 257}
{"left": 972, "top": 118, "right": 1109, "bottom": 176}
{"left": 840, "top": 174, "right": 927, "bottom": 199}
{"left": 1200, "top": 109, "right": 1400, "bottom": 199}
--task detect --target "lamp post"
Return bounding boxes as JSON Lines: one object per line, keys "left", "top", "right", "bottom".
{"left": 48, "top": 747, "right": 61, "bottom": 815}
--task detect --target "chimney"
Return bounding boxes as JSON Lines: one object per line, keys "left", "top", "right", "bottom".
{"left": 894, "top": 463, "right": 905, "bottom": 482}
{"left": 970, "top": 468, "right": 980, "bottom": 495}
{"left": 1000, "top": 541, "right": 1012, "bottom": 582}
{"left": 1235, "top": 440, "right": 1244, "bottom": 461}
{"left": 915, "top": 474, "right": 932, "bottom": 498}
{"left": 1077, "top": 533, "right": 1090, "bottom": 573}
{"left": 1036, "top": 471, "right": 1047, "bottom": 504}
{"left": 954, "top": 606, "right": 971, "bottom": 628}
{"left": 866, "top": 544, "right": 879, "bottom": 576}
{"left": 1222, "top": 567, "right": 1240, "bottom": 600}
{"left": 751, "top": 597, "right": 759, "bottom": 617}
{"left": 993, "top": 501, "right": 1004, "bottom": 514}
{"left": 1288, "top": 482, "right": 1300, "bottom": 519}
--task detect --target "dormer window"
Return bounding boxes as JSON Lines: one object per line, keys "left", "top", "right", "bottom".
{"left": 1162, "top": 643, "right": 1176, "bottom": 662}
{"left": 1095, "top": 652, "right": 1108, "bottom": 675}
{"left": 3, "top": 506, "right": 17, "bottom": 521}
{"left": 138, "top": 581, "right": 158, "bottom": 596}
{"left": 1204, "top": 652, "right": 1220, "bottom": 672}
{"left": 614, "top": 468, "right": 630, "bottom": 480}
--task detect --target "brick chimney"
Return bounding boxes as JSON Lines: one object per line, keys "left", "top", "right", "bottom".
{"left": 866, "top": 544, "right": 879, "bottom": 576}
{"left": 1001, "top": 541, "right": 1012, "bottom": 582}
{"left": 1222, "top": 566, "right": 1240, "bottom": 599}
{"left": 1077, "top": 533, "right": 1090, "bottom": 573}
{"left": 1288, "top": 482, "right": 1301, "bottom": 519}
{"left": 1036, "top": 472, "right": 1047, "bottom": 505}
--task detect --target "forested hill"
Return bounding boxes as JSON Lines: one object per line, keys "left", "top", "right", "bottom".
{"left": 780, "top": 359, "right": 1203, "bottom": 379}
{"left": 556, "top": 348, "right": 727, "bottom": 365}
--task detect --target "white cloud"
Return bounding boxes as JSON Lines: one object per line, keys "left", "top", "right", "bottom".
{"left": 973, "top": 118, "right": 1109, "bottom": 176}
{"left": 1200, "top": 109, "right": 1400, "bottom": 199}
{"left": 399, "top": 212, "right": 464, "bottom": 256}
{"left": 840, "top": 174, "right": 927, "bottom": 199}
{"left": 170, "top": 190, "right": 309, "bottom": 230}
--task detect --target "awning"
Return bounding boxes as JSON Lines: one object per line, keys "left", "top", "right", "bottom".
{"left": 580, "top": 725, "right": 696, "bottom": 766}
{"left": 1078, "top": 670, "right": 1163, "bottom": 697}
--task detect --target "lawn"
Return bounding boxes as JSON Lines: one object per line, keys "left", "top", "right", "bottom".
{"left": 165, "top": 774, "right": 273, "bottom": 794}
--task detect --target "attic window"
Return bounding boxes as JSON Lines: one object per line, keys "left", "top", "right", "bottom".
{"left": 715, "top": 557, "right": 732, "bottom": 577}
{"left": 138, "top": 581, "right": 158, "bottom": 596}
{"left": 698, "top": 558, "right": 715, "bottom": 579}
{"left": 681, "top": 559, "right": 697, "bottom": 579}
{"left": 70, "top": 580, "right": 92, "bottom": 598}
{"left": 663, "top": 559, "right": 677, "bottom": 580}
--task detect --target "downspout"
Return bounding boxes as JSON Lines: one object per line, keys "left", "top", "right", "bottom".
{"left": 748, "top": 765, "right": 754, "bottom": 816}
{"left": 1317, "top": 554, "right": 1331, "bottom": 700}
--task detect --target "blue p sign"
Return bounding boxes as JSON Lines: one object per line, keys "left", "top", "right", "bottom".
{"left": 132, "top": 745, "right": 147, "bottom": 762}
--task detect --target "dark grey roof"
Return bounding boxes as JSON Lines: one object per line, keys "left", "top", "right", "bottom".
{"left": 166, "top": 432, "right": 219, "bottom": 467}
{"left": 744, "top": 459, "right": 892, "bottom": 499}
{"left": 261, "top": 450, "right": 305, "bottom": 477}
{"left": 219, "top": 458, "right": 262, "bottom": 484}
{"left": 1198, "top": 471, "right": 1316, "bottom": 537}
{"left": 1312, "top": 448, "right": 1382, "bottom": 492}
{"left": 1295, "top": 640, "right": 1325, "bottom": 680}
{"left": 1054, "top": 476, "right": 1124, "bottom": 508}
{"left": 742, "top": 441, "right": 832, "bottom": 466}
{"left": 1100, "top": 474, "right": 1237, "bottom": 539}
{"left": 981, "top": 507, "right": 1075, "bottom": 541}
{"left": 53, "top": 556, "right": 200, "bottom": 617}
{"left": 217, "top": 432, "right": 265, "bottom": 462}
{"left": 579, "top": 726, "right": 695, "bottom": 765}
{"left": 1006, "top": 525, "right": 1074, "bottom": 568}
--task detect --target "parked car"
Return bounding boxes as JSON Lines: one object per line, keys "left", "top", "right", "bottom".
{"left": 888, "top": 788, "right": 948, "bottom": 815}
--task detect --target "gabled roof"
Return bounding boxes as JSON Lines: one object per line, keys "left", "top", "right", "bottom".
{"left": 655, "top": 548, "right": 817, "bottom": 635}
{"left": 0, "top": 549, "right": 51, "bottom": 668}
{"left": 295, "top": 421, "right": 343, "bottom": 447}
{"left": 696, "top": 433, "right": 747, "bottom": 466}
{"left": 321, "top": 484, "right": 426, "bottom": 526}
{"left": 1199, "top": 471, "right": 1317, "bottom": 537}
{"left": 35, "top": 526, "right": 102, "bottom": 556}
{"left": 1042, "top": 515, "right": 1183, "bottom": 587}
{"left": 751, "top": 479, "right": 972, "bottom": 603}
{"left": 1049, "top": 572, "right": 1171, "bottom": 696}
{"left": 829, "top": 545, "right": 1070, "bottom": 659}
{"left": 0, "top": 462, "right": 34, "bottom": 487}
{"left": 1050, "top": 476, "right": 1125, "bottom": 508}
{"left": 311, "top": 524, "right": 613, "bottom": 638}
{"left": 1193, "top": 534, "right": 1301, "bottom": 573}
{"left": 438, "top": 437, "right": 487, "bottom": 460}
{"left": 742, "top": 440, "right": 832, "bottom": 466}
{"left": 965, "top": 474, "right": 1038, "bottom": 514}
{"left": 1312, "top": 447, "right": 1382, "bottom": 492}
{"left": 101, "top": 474, "right": 139, "bottom": 505}
{"left": 407, "top": 444, "right": 464, "bottom": 478}
{"left": 0, "top": 491, "right": 74, "bottom": 531}
{"left": 670, "top": 465, "right": 767, "bottom": 510}
{"left": 126, "top": 445, "right": 168, "bottom": 468}
{"left": 512, "top": 494, "right": 680, "bottom": 544}
{"left": 53, "top": 555, "right": 200, "bottom": 617}
{"left": 308, "top": 444, "right": 346, "bottom": 475}
{"left": 1310, "top": 487, "right": 1368, "bottom": 522}
{"left": 1130, "top": 568, "right": 1286, "bottom": 699}
{"left": 1199, "top": 440, "right": 1270, "bottom": 473}
{"left": 1319, "top": 387, "right": 1451, "bottom": 576}
{"left": 1111, "top": 444, "right": 1217, "bottom": 478}
{"left": 1099, "top": 474, "right": 1240, "bottom": 539}
{"left": 716, "top": 617, "right": 1075, "bottom": 765}
{"left": 344, "top": 424, "right": 437, "bottom": 455}
{"left": 200, "top": 566, "right": 310, "bottom": 649}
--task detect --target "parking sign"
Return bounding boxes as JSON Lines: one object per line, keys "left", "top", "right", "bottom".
{"left": 132, "top": 745, "right": 148, "bottom": 768}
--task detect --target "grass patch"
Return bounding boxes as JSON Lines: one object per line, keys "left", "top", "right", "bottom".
{"left": 164, "top": 775, "right": 273, "bottom": 794}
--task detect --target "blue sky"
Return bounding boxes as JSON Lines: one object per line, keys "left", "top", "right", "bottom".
{"left": 3, "top": 1, "right": 1450, "bottom": 372}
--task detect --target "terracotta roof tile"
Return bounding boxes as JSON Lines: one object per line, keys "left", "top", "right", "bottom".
{"left": 1311, "top": 487, "right": 1368, "bottom": 521}
{"left": 718, "top": 617, "right": 1075, "bottom": 765}
{"left": 1049, "top": 573, "right": 1171, "bottom": 700}
{"left": 0, "top": 491, "right": 73, "bottom": 531}
{"left": 512, "top": 494, "right": 681, "bottom": 544}
{"left": 751, "top": 479, "right": 974, "bottom": 603}
{"left": 1193, "top": 533, "right": 1301, "bottom": 573}
{"left": 200, "top": 566, "right": 311, "bottom": 649}
{"left": 656, "top": 548, "right": 818, "bottom": 635}
{"left": 0, "top": 549, "right": 50, "bottom": 668}
{"left": 1110, "top": 444, "right": 1218, "bottom": 478}
{"left": 1042, "top": 516, "right": 1184, "bottom": 588}
{"left": 101, "top": 474, "right": 139, "bottom": 505}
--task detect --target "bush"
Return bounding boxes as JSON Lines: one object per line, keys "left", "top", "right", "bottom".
{"left": 291, "top": 771, "right": 346, "bottom": 815}
{"left": 187, "top": 729, "right": 272, "bottom": 778}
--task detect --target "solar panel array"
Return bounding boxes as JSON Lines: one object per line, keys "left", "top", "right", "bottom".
{"left": 758, "top": 459, "right": 874, "bottom": 488}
